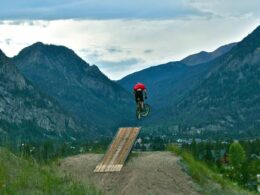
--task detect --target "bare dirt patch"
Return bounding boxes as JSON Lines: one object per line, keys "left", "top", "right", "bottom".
{"left": 58, "top": 152, "right": 199, "bottom": 195}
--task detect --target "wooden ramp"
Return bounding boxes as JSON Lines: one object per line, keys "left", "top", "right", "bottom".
{"left": 94, "top": 127, "right": 141, "bottom": 173}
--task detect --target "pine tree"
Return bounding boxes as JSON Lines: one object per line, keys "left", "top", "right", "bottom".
{"left": 228, "top": 141, "right": 246, "bottom": 181}
{"left": 229, "top": 141, "right": 246, "bottom": 169}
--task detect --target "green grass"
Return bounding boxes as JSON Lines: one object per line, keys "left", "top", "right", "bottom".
{"left": 167, "top": 144, "right": 257, "bottom": 195}
{"left": 0, "top": 147, "right": 102, "bottom": 195}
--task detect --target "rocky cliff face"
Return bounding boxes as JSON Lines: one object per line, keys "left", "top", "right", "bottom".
{"left": 0, "top": 49, "right": 83, "bottom": 141}
{"left": 13, "top": 43, "right": 134, "bottom": 135}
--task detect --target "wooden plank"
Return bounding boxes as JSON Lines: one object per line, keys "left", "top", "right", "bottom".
{"left": 116, "top": 127, "right": 140, "bottom": 165}
{"left": 97, "top": 128, "right": 127, "bottom": 172}
{"left": 94, "top": 128, "right": 126, "bottom": 172}
{"left": 94, "top": 127, "right": 141, "bottom": 172}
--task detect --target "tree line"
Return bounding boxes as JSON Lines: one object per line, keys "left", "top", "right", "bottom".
{"left": 181, "top": 139, "right": 260, "bottom": 191}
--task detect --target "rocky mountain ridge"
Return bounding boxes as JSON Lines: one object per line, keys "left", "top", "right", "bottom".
{"left": 0, "top": 49, "right": 84, "bottom": 141}
{"left": 13, "top": 42, "right": 134, "bottom": 135}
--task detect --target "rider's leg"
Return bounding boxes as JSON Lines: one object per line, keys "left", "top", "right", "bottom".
{"left": 141, "top": 101, "right": 144, "bottom": 110}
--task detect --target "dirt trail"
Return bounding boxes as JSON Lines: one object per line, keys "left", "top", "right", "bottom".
{"left": 59, "top": 152, "right": 199, "bottom": 195}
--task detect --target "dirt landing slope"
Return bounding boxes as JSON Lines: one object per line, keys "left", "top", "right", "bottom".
{"left": 59, "top": 152, "right": 199, "bottom": 195}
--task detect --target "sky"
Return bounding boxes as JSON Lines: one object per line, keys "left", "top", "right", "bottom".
{"left": 0, "top": 0, "right": 259, "bottom": 79}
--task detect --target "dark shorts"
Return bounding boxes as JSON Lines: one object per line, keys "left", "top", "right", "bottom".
{"left": 135, "top": 90, "right": 144, "bottom": 103}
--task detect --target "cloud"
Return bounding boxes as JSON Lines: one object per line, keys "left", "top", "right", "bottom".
{"left": 1, "top": 0, "right": 259, "bottom": 21}
{"left": 144, "top": 49, "right": 153, "bottom": 54}
{"left": 0, "top": 0, "right": 207, "bottom": 20}
{"left": 98, "top": 58, "right": 143, "bottom": 68}
{"left": 0, "top": 1, "right": 259, "bottom": 79}
{"left": 4, "top": 38, "right": 12, "bottom": 45}
{"left": 188, "top": 0, "right": 260, "bottom": 18}
{"left": 80, "top": 48, "right": 104, "bottom": 59}
{"left": 0, "top": 20, "right": 49, "bottom": 27}
{"left": 96, "top": 58, "right": 145, "bottom": 79}
{"left": 107, "top": 47, "right": 123, "bottom": 54}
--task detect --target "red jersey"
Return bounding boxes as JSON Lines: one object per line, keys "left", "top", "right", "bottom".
{"left": 133, "top": 83, "right": 146, "bottom": 91}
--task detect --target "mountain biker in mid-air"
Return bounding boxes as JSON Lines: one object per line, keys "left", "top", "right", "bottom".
{"left": 133, "top": 82, "right": 147, "bottom": 111}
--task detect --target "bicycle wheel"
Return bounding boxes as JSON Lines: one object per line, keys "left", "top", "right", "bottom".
{"left": 141, "top": 104, "right": 150, "bottom": 117}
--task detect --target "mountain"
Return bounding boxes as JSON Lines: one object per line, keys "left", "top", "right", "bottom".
{"left": 13, "top": 43, "right": 134, "bottom": 135}
{"left": 118, "top": 52, "right": 234, "bottom": 116}
{"left": 181, "top": 42, "right": 237, "bottom": 66}
{"left": 0, "top": 49, "right": 83, "bottom": 142}
{"left": 118, "top": 26, "right": 259, "bottom": 136}
{"left": 118, "top": 43, "right": 237, "bottom": 110}
{"left": 171, "top": 26, "right": 260, "bottom": 133}
{"left": 118, "top": 61, "right": 211, "bottom": 110}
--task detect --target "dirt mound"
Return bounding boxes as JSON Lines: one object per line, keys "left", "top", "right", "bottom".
{"left": 58, "top": 152, "right": 199, "bottom": 195}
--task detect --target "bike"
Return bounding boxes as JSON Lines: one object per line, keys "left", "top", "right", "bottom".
{"left": 136, "top": 98, "right": 150, "bottom": 119}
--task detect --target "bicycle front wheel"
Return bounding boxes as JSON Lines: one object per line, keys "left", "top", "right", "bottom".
{"left": 141, "top": 104, "right": 150, "bottom": 117}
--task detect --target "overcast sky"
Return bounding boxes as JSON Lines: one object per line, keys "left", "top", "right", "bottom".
{"left": 0, "top": 0, "right": 259, "bottom": 79}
